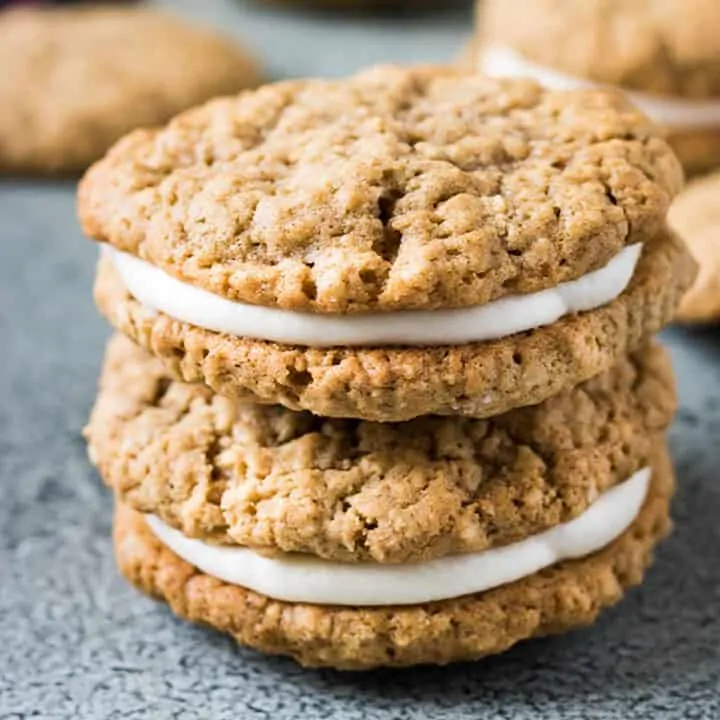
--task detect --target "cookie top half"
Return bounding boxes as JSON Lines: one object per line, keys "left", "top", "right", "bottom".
{"left": 478, "top": 0, "right": 720, "bottom": 97}
{"left": 79, "top": 65, "right": 681, "bottom": 313}
{"left": 0, "top": 5, "right": 260, "bottom": 174}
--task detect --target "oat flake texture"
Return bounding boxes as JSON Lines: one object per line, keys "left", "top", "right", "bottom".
{"left": 79, "top": 65, "right": 682, "bottom": 313}
{"left": 88, "top": 335, "right": 675, "bottom": 564}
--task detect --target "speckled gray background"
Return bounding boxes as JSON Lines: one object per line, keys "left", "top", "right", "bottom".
{"left": 1, "top": 1, "right": 720, "bottom": 718}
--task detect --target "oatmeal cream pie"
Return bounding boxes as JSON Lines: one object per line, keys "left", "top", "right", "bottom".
{"left": 474, "top": 0, "right": 720, "bottom": 176}
{"left": 79, "top": 66, "right": 694, "bottom": 421}
{"left": 112, "top": 438, "right": 674, "bottom": 668}
{"left": 0, "top": 5, "right": 261, "bottom": 174}
{"left": 668, "top": 171, "right": 720, "bottom": 322}
{"left": 92, "top": 337, "right": 675, "bottom": 668}
{"left": 87, "top": 334, "right": 676, "bottom": 565}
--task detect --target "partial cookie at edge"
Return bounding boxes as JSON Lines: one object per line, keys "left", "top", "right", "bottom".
{"left": 94, "top": 230, "right": 695, "bottom": 421}
{"left": 666, "top": 128, "right": 720, "bottom": 179}
{"left": 0, "top": 6, "right": 261, "bottom": 174}
{"left": 113, "top": 441, "right": 674, "bottom": 670}
{"left": 477, "top": 0, "right": 720, "bottom": 97}
{"left": 668, "top": 170, "right": 720, "bottom": 321}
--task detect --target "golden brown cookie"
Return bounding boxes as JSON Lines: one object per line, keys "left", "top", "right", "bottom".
{"left": 474, "top": 0, "right": 720, "bottom": 175}
{"left": 0, "top": 5, "right": 261, "bottom": 174}
{"left": 668, "top": 171, "right": 720, "bottom": 322}
{"left": 477, "top": 0, "right": 720, "bottom": 96}
{"left": 78, "top": 65, "right": 681, "bottom": 313}
{"left": 113, "top": 440, "right": 674, "bottom": 669}
{"left": 88, "top": 334, "right": 676, "bottom": 564}
{"left": 93, "top": 229, "right": 695, "bottom": 421}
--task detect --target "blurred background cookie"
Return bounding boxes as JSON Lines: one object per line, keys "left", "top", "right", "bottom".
{"left": 0, "top": 5, "right": 261, "bottom": 174}
{"left": 472, "top": 0, "right": 720, "bottom": 177}
{"left": 669, "top": 171, "right": 720, "bottom": 322}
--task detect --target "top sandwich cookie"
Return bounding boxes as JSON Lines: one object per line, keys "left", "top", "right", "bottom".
{"left": 80, "top": 65, "right": 694, "bottom": 421}
{"left": 0, "top": 5, "right": 260, "bottom": 174}
{"left": 474, "top": 0, "right": 720, "bottom": 176}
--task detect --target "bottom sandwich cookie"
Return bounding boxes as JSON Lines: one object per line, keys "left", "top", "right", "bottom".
{"left": 113, "top": 442, "right": 673, "bottom": 670}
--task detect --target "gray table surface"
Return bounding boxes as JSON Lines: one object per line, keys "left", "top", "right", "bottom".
{"left": 1, "top": 1, "right": 720, "bottom": 718}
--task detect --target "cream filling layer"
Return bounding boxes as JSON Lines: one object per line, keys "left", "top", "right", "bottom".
{"left": 106, "top": 244, "right": 640, "bottom": 348}
{"left": 145, "top": 467, "right": 650, "bottom": 607}
{"left": 478, "top": 45, "right": 720, "bottom": 130}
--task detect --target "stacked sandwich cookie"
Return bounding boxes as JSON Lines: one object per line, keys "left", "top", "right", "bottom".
{"left": 472, "top": 0, "right": 720, "bottom": 177}
{"left": 80, "top": 66, "right": 696, "bottom": 669}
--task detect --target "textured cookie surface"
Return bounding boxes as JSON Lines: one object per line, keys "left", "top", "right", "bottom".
{"left": 478, "top": 0, "right": 720, "bottom": 96}
{"left": 669, "top": 171, "right": 720, "bottom": 321}
{"left": 94, "top": 230, "right": 695, "bottom": 421}
{"left": 113, "top": 442, "right": 674, "bottom": 669}
{"left": 88, "top": 335, "right": 675, "bottom": 563}
{"left": 79, "top": 64, "right": 681, "bottom": 313}
{"left": 0, "top": 6, "right": 260, "bottom": 174}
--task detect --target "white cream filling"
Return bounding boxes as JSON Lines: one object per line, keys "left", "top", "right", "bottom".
{"left": 478, "top": 44, "right": 720, "bottom": 130}
{"left": 145, "top": 467, "right": 650, "bottom": 607}
{"left": 107, "top": 244, "right": 641, "bottom": 348}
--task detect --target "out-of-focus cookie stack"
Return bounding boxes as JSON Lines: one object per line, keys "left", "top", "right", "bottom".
{"left": 81, "top": 66, "right": 695, "bottom": 669}
{"left": 471, "top": 0, "right": 720, "bottom": 178}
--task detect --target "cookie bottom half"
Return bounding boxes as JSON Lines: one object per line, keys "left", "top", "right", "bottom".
{"left": 113, "top": 441, "right": 673, "bottom": 670}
